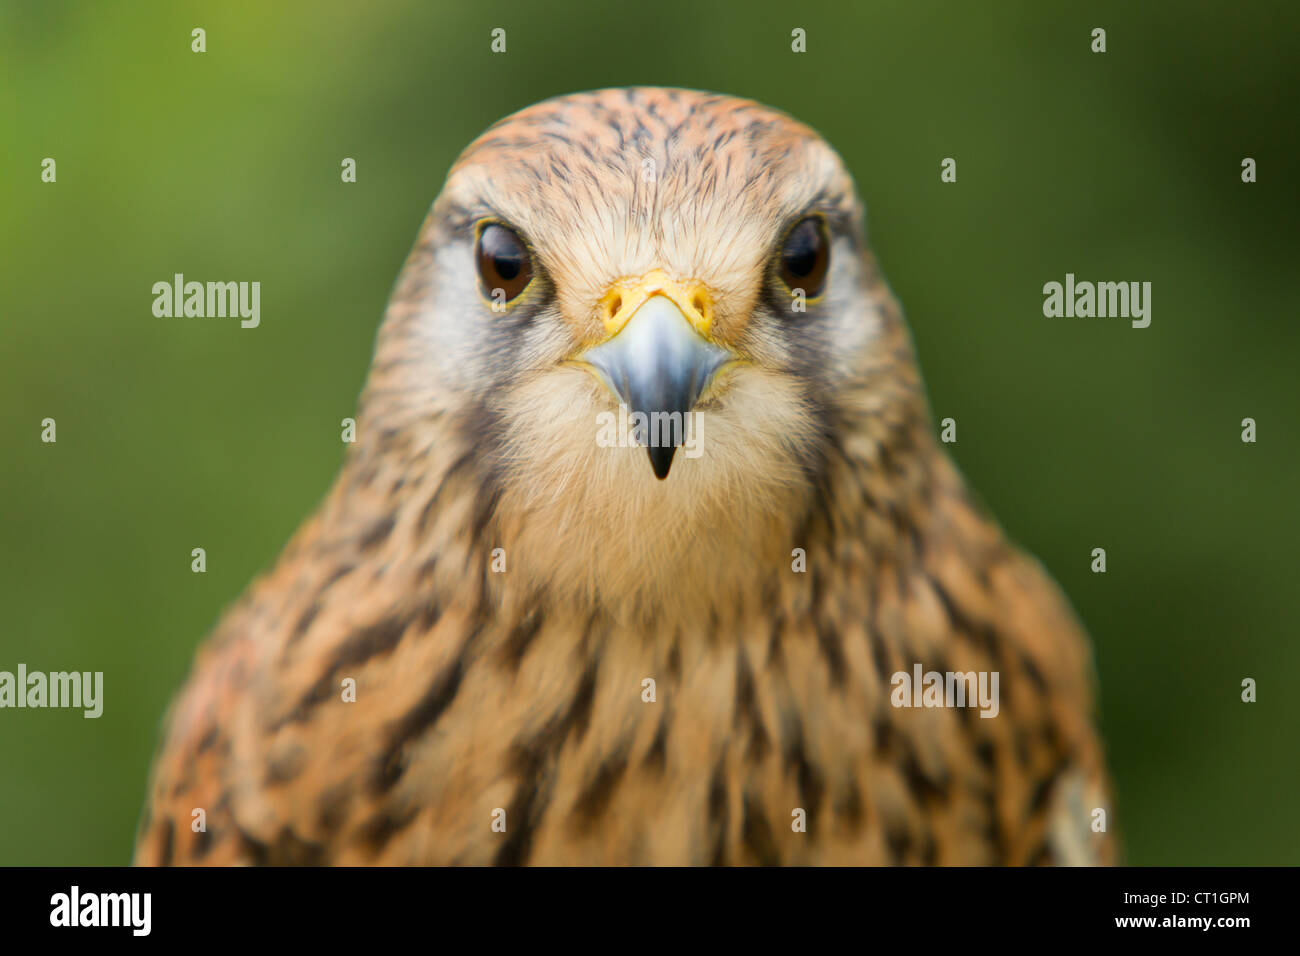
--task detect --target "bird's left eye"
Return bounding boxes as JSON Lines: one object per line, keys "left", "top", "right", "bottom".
{"left": 776, "top": 216, "right": 830, "bottom": 298}
{"left": 476, "top": 222, "right": 534, "bottom": 304}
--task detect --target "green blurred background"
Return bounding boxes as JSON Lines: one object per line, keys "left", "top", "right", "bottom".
{"left": 1, "top": 0, "right": 1297, "bottom": 865}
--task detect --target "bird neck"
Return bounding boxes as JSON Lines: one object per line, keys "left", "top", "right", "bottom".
{"left": 317, "top": 377, "right": 942, "bottom": 645}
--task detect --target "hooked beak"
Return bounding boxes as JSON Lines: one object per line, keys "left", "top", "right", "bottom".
{"left": 579, "top": 272, "right": 731, "bottom": 479}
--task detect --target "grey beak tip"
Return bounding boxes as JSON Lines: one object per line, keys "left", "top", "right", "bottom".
{"left": 648, "top": 444, "right": 676, "bottom": 480}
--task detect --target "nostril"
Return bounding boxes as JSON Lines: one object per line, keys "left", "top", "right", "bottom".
{"left": 692, "top": 294, "right": 706, "bottom": 315}
{"left": 608, "top": 295, "right": 622, "bottom": 318}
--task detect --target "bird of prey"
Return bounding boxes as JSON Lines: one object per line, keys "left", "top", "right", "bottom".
{"left": 136, "top": 87, "right": 1114, "bottom": 866}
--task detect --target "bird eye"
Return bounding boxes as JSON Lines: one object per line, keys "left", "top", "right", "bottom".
{"left": 476, "top": 222, "right": 533, "bottom": 304}
{"left": 776, "top": 216, "right": 830, "bottom": 299}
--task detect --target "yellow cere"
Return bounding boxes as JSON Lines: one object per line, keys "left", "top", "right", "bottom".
{"left": 598, "top": 269, "right": 715, "bottom": 340}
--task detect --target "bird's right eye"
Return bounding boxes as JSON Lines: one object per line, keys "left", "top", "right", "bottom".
{"left": 476, "top": 222, "right": 534, "bottom": 305}
{"left": 776, "top": 215, "right": 830, "bottom": 299}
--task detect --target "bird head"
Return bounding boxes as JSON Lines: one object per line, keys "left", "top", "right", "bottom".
{"left": 359, "top": 88, "right": 928, "bottom": 616}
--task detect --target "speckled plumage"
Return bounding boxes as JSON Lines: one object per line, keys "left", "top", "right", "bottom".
{"left": 135, "top": 88, "right": 1114, "bottom": 866}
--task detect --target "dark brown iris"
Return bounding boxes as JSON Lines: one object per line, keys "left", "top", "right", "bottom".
{"left": 476, "top": 222, "right": 533, "bottom": 303}
{"left": 777, "top": 216, "right": 830, "bottom": 298}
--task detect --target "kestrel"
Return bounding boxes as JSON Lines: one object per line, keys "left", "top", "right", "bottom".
{"left": 136, "top": 87, "right": 1114, "bottom": 865}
